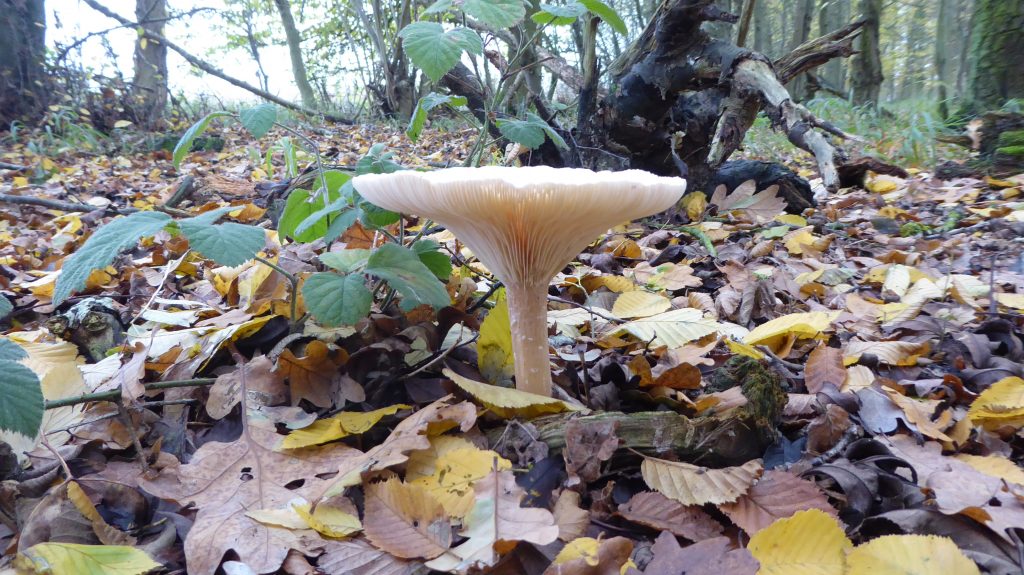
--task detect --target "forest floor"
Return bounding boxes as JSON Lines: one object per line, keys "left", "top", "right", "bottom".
{"left": 1, "top": 117, "right": 1024, "bottom": 575}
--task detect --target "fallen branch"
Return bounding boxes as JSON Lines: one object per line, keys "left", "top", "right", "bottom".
{"left": 0, "top": 193, "right": 191, "bottom": 218}
{"left": 0, "top": 162, "right": 28, "bottom": 171}
{"left": 79, "top": 0, "right": 352, "bottom": 124}
{"left": 44, "top": 378, "right": 216, "bottom": 410}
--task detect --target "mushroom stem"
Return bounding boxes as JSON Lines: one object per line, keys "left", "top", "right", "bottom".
{"left": 505, "top": 281, "right": 553, "bottom": 397}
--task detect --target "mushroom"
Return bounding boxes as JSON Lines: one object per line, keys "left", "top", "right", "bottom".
{"left": 353, "top": 166, "right": 686, "bottom": 397}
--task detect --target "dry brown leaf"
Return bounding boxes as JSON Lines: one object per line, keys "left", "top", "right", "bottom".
{"left": 138, "top": 424, "right": 363, "bottom": 575}
{"left": 882, "top": 387, "right": 953, "bottom": 441}
{"left": 541, "top": 536, "right": 633, "bottom": 575}
{"left": 719, "top": 470, "right": 838, "bottom": 535}
{"left": 632, "top": 531, "right": 758, "bottom": 575}
{"left": 804, "top": 344, "right": 846, "bottom": 394}
{"left": 363, "top": 477, "right": 452, "bottom": 560}
{"left": 652, "top": 362, "right": 702, "bottom": 389}
{"left": 564, "top": 419, "right": 620, "bottom": 486}
{"left": 317, "top": 537, "right": 422, "bottom": 575}
{"left": 616, "top": 491, "right": 723, "bottom": 541}
{"left": 709, "top": 180, "right": 786, "bottom": 223}
{"left": 553, "top": 490, "right": 591, "bottom": 542}
{"left": 207, "top": 355, "right": 287, "bottom": 419}
{"left": 276, "top": 340, "right": 349, "bottom": 408}
{"left": 641, "top": 457, "right": 762, "bottom": 505}
{"left": 806, "top": 404, "right": 852, "bottom": 454}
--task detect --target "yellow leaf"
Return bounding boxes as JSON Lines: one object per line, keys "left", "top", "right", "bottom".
{"left": 555, "top": 537, "right": 601, "bottom": 566}
{"left": 995, "top": 293, "right": 1024, "bottom": 310}
{"left": 611, "top": 291, "right": 671, "bottom": 319}
{"left": 14, "top": 542, "right": 160, "bottom": 575}
{"left": 681, "top": 191, "right": 707, "bottom": 221}
{"left": 726, "top": 338, "right": 765, "bottom": 360}
{"left": 12, "top": 176, "right": 29, "bottom": 187}
{"left": 113, "top": 119, "right": 133, "bottom": 128}
{"left": 968, "top": 376, "right": 1024, "bottom": 430}
{"left": 616, "top": 308, "right": 720, "bottom": 348}
{"left": 843, "top": 340, "right": 929, "bottom": 367}
{"left": 477, "top": 289, "right": 514, "bottom": 385}
{"left": 444, "top": 368, "right": 584, "bottom": 419}
{"left": 406, "top": 435, "right": 479, "bottom": 481}
{"left": 954, "top": 454, "right": 1024, "bottom": 486}
{"left": 774, "top": 214, "right": 806, "bottom": 226}
{"left": 641, "top": 457, "right": 762, "bottom": 505}
{"left": 866, "top": 173, "right": 900, "bottom": 194}
{"left": 411, "top": 447, "right": 512, "bottom": 517}
{"left": 279, "top": 404, "right": 408, "bottom": 449}
{"left": 292, "top": 501, "right": 362, "bottom": 538}
{"left": 783, "top": 227, "right": 817, "bottom": 254}
{"left": 846, "top": 535, "right": 979, "bottom": 575}
{"left": 580, "top": 274, "right": 637, "bottom": 293}
{"left": 743, "top": 311, "right": 839, "bottom": 353}
{"left": 748, "top": 509, "right": 851, "bottom": 575}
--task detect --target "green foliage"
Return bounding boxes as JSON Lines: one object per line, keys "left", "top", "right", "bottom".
{"left": 412, "top": 239, "right": 452, "bottom": 280}
{"left": 239, "top": 103, "right": 278, "bottom": 138}
{"left": 497, "top": 113, "right": 569, "bottom": 150}
{"left": 0, "top": 357, "right": 43, "bottom": 438}
{"left": 365, "top": 243, "right": 451, "bottom": 312}
{"left": 0, "top": 296, "right": 11, "bottom": 319}
{"left": 398, "top": 23, "right": 483, "bottom": 83}
{"left": 53, "top": 211, "right": 172, "bottom": 304}
{"left": 0, "top": 338, "right": 27, "bottom": 361}
{"left": 407, "top": 93, "right": 468, "bottom": 142}
{"left": 302, "top": 272, "right": 374, "bottom": 326}
{"left": 320, "top": 249, "right": 371, "bottom": 273}
{"left": 173, "top": 112, "right": 232, "bottom": 168}
{"left": 578, "top": 0, "right": 627, "bottom": 34}
{"left": 532, "top": 3, "right": 587, "bottom": 26}
{"left": 279, "top": 188, "right": 339, "bottom": 243}
{"left": 178, "top": 220, "right": 266, "bottom": 267}
{"left": 461, "top": 0, "right": 526, "bottom": 29}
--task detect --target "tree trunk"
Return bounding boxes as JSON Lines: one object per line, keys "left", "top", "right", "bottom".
{"left": 752, "top": 0, "right": 769, "bottom": 55}
{"left": 818, "top": 0, "right": 848, "bottom": 95}
{"left": 850, "top": 0, "right": 883, "bottom": 107}
{"left": 966, "top": 0, "right": 1024, "bottom": 112}
{"left": 897, "top": 2, "right": 927, "bottom": 101}
{"left": 0, "top": 0, "right": 46, "bottom": 124}
{"left": 935, "top": 0, "right": 954, "bottom": 119}
{"left": 785, "top": 0, "right": 815, "bottom": 100}
{"left": 272, "top": 0, "right": 317, "bottom": 110}
{"left": 132, "top": 0, "right": 168, "bottom": 129}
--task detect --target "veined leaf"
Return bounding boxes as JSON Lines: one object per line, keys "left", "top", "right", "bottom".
{"left": 365, "top": 243, "right": 450, "bottom": 311}
{"left": 0, "top": 337, "right": 27, "bottom": 361}
{"left": 748, "top": 509, "right": 851, "bottom": 575}
{"left": 278, "top": 189, "right": 331, "bottom": 242}
{"left": 0, "top": 296, "right": 11, "bottom": 318}
{"left": 444, "top": 368, "right": 584, "bottom": 419}
{"left": 412, "top": 239, "right": 453, "bottom": 280}
{"left": 15, "top": 542, "right": 161, "bottom": 575}
{"left": 0, "top": 360, "right": 43, "bottom": 438}
{"left": 477, "top": 289, "right": 514, "bottom": 386}
{"left": 579, "top": 0, "right": 627, "bottom": 34}
{"left": 54, "top": 211, "right": 172, "bottom": 304}
{"left": 532, "top": 2, "right": 587, "bottom": 25}
{"left": 179, "top": 220, "right": 265, "bottom": 267}
{"left": 462, "top": 0, "right": 525, "bottom": 29}
{"left": 239, "top": 103, "right": 277, "bottom": 138}
{"left": 302, "top": 272, "right": 374, "bottom": 326}
{"left": 407, "top": 93, "right": 468, "bottom": 142}
{"left": 399, "top": 23, "right": 483, "bottom": 83}
{"left": 320, "top": 249, "right": 371, "bottom": 273}
{"left": 846, "top": 535, "right": 979, "bottom": 575}
{"left": 496, "top": 112, "right": 568, "bottom": 150}
{"left": 173, "top": 111, "right": 231, "bottom": 167}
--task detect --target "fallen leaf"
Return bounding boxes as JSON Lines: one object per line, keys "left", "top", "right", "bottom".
{"left": 616, "top": 491, "right": 723, "bottom": 541}
{"left": 747, "top": 509, "right": 851, "bottom": 575}
{"left": 363, "top": 477, "right": 452, "bottom": 560}
{"left": 846, "top": 534, "right": 980, "bottom": 575}
{"left": 641, "top": 457, "right": 762, "bottom": 505}
{"left": 719, "top": 470, "right": 837, "bottom": 535}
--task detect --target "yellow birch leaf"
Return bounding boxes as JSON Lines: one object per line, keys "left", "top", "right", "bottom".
{"left": 968, "top": 376, "right": 1024, "bottom": 429}
{"left": 477, "top": 289, "right": 514, "bottom": 386}
{"left": 410, "top": 447, "right": 512, "bottom": 518}
{"left": 743, "top": 311, "right": 839, "bottom": 352}
{"left": 616, "top": 308, "right": 720, "bottom": 348}
{"left": 292, "top": 501, "right": 362, "bottom": 538}
{"left": 748, "top": 509, "right": 851, "bottom": 575}
{"left": 774, "top": 214, "right": 807, "bottom": 226}
{"left": 14, "top": 542, "right": 160, "bottom": 575}
{"left": 641, "top": 457, "right": 762, "bottom": 505}
{"left": 846, "top": 535, "right": 979, "bottom": 575}
{"left": 611, "top": 291, "right": 671, "bottom": 319}
{"left": 726, "top": 338, "right": 765, "bottom": 360}
{"left": 443, "top": 368, "right": 584, "bottom": 419}
{"left": 279, "top": 404, "right": 408, "bottom": 449}
{"left": 954, "top": 454, "right": 1024, "bottom": 486}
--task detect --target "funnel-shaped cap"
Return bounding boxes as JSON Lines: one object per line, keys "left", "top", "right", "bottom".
{"left": 353, "top": 166, "right": 686, "bottom": 396}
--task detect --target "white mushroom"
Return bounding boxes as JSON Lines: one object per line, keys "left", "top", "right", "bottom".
{"left": 354, "top": 166, "right": 686, "bottom": 397}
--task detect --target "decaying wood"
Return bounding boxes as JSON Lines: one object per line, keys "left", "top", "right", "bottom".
{"left": 773, "top": 19, "right": 865, "bottom": 83}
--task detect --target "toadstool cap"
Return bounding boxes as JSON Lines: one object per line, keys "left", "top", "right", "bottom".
{"left": 353, "top": 166, "right": 686, "bottom": 285}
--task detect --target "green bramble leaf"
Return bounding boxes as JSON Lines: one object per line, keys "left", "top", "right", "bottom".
{"left": 239, "top": 103, "right": 277, "bottom": 138}
{"left": 0, "top": 296, "right": 11, "bottom": 319}
{"left": 0, "top": 338, "right": 27, "bottom": 361}
{"left": 302, "top": 272, "right": 373, "bottom": 326}
{"left": 179, "top": 221, "right": 265, "bottom": 267}
{"left": 54, "top": 211, "right": 172, "bottom": 304}
{"left": 0, "top": 359, "right": 43, "bottom": 438}
{"left": 412, "top": 239, "right": 452, "bottom": 280}
{"left": 497, "top": 113, "right": 568, "bottom": 150}
{"left": 365, "top": 243, "right": 450, "bottom": 311}
{"left": 399, "top": 22, "right": 483, "bottom": 83}
{"left": 579, "top": 0, "right": 627, "bottom": 34}
{"left": 407, "top": 93, "right": 468, "bottom": 142}
{"left": 320, "top": 250, "right": 371, "bottom": 273}
{"left": 531, "top": 2, "right": 587, "bottom": 26}
{"left": 173, "top": 111, "right": 231, "bottom": 168}
{"left": 462, "top": 0, "right": 525, "bottom": 29}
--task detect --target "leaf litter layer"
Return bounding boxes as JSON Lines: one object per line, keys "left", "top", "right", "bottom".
{"left": 1, "top": 121, "right": 1024, "bottom": 574}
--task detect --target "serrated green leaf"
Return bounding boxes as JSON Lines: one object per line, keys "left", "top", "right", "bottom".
{"left": 532, "top": 2, "right": 586, "bottom": 25}
{"left": 399, "top": 22, "right": 483, "bottom": 82}
{"left": 239, "top": 103, "right": 277, "bottom": 138}
{"left": 365, "top": 243, "right": 450, "bottom": 311}
{"left": 412, "top": 239, "right": 452, "bottom": 280}
{"left": 0, "top": 338, "right": 27, "bottom": 361}
{"left": 173, "top": 111, "right": 231, "bottom": 168}
{"left": 529, "top": 112, "right": 569, "bottom": 150}
{"left": 0, "top": 296, "right": 11, "bottom": 318}
{"left": 279, "top": 189, "right": 334, "bottom": 243}
{"left": 0, "top": 360, "right": 43, "bottom": 438}
{"left": 359, "top": 199, "right": 401, "bottom": 228}
{"left": 324, "top": 209, "right": 359, "bottom": 243}
{"left": 356, "top": 144, "right": 404, "bottom": 175}
{"left": 496, "top": 113, "right": 567, "bottom": 149}
{"left": 463, "top": 0, "right": 525, "bottom": 28}
{"left": 15, "top": 542, "right": 161, "bottom": 575}
{"left": 54, "top": 211, "right": 172, "bottom": 304}
{"left": 179, "top": 221, "right": 265, "bottom": 266}
{"left": 302, "top": 272, "right": 373, "bottom": 326}
{"left": 407, "top": 93, "right": 468, "bottom": 142}
{"left": 424, "top": 0, "right": 453, "bottom": 14}
{"left": 579, "top": 0, "right": 627, "bottom": 34}
{"left": 321, "top": 249, "right": 371, "bottom": 273}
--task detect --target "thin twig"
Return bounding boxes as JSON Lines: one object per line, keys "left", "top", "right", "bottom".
{"left": 0, "top": 192, "right": 191, "bottom": 217}
{"left": 39, "top": 436, "right": 74, "bottom": 481}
